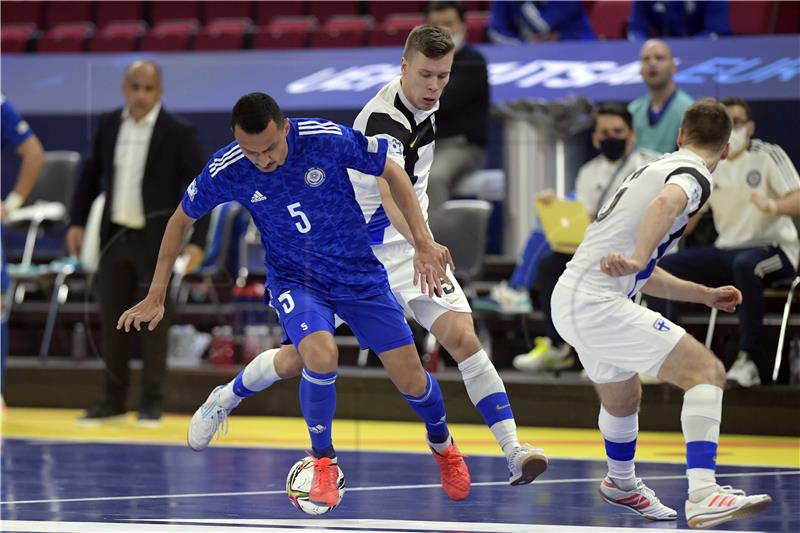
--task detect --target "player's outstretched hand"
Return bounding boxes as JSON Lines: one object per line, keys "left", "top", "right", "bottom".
{"left": 413, "top": 239, "right": 455, "bottom": 297}
{"left": 704, "top": 285, "right": 742, "bottom": 313}
{"left": 117, "top": 295, "right": 165, "bottom": 332}
{"left": 600, "top": 253, "right": 644, "bottom": 277}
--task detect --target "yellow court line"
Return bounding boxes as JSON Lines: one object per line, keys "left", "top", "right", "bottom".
{"left": 2, "top": 407, "right": 798, "bottom": 468}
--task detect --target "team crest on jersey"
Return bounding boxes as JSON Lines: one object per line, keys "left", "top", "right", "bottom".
{"left": 187, "top": 179, "right": 198, "bottom": 201}
{"left": 746, "top": 170, "right": 762, "bottom": 187}
{"left": 305, "top": 167, "right": 326, "bottom": 187}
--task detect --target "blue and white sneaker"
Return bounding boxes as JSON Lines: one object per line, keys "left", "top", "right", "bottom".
{"left": 187, "top": 385, "right": 240, "bottom": 451}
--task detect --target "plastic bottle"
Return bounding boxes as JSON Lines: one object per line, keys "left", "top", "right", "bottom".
{"left": 71, "top": 322, "right": 87, "bottom": 362}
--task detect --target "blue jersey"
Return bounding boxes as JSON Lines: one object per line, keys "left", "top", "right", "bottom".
{"left": 182, "top": 118, "right": 391, "bottom": 301}
{"left": 1, "top": 95, "right": 33, "bottom": 151}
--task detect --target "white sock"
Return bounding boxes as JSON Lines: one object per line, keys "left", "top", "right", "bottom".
{"left": 428, "top": 435, "right": 454, "bottom": 455}
{"left": 599, "top": 405, "right": 638, "bottom": 490}
{"left": 219, "top": 348, "right": 281, "bottom": 408}
{"left": 458, "top": 349, "right": 520, "bottom": 458}
{"left": 682, "top": 384, "right": 723, "bottom": 501}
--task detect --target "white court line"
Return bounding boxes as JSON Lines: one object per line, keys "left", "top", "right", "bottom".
{"left": 2, "top": 470, "right": 797, "bottom": 506}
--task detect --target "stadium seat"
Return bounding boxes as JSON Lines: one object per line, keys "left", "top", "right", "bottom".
{"left": 38, "top": 22, "right": 94, "bottom": 53}
{"left": 1, "top": 23, "right": 38, "bottom": 53}
{"left": 461, "top": 1, "right": 490, "bottom": 11}
{"left": 95, "top": 1, "right": 144, "bottom": 29}
{"left": 44, "top": 0, "right": 93, "bottom": 28}
{"left": 729, "top": 1, "right": 774, "bottom": 34}
{"left": 252, "top": 16, "right": 317, "bottom": 49}
{"left": 254, "top": 1, "right": 306, "bottom": 25}
{"left": 465, "top": 11, "right": 489, "bottom": 43}
{"left": 2, "top": 1, "right": 43, "bottom": 26}
{"left": 310, "top": 15, "right": 374, "bottom": 48}
{"left": 368, "top": 1, "right": 424, "bottom": 20}
{"left": 308, "top": 1, "right": 360, "bottom": 22}
{"left": 89, "top": 20, "right": 146, "bottom": 53}
{"left": 203, "top": 1, "right": 254, "bottom": 22}
{"left": 368, "top": 13, "right": 424, "bottom": 47}
{"left": 140, "top": 19, "right": 199, "bottom": 52}
{"left": 589, "top": 0, "right": 631, "bottom": 40}
{"left": 775, "top": 0, "right": 800, "bottom": 33}
{"left": 194, "top": 18, "right": 253, "bottom": 51}
{"left": 151, "top": 1, "right": 200, "bottom": 25}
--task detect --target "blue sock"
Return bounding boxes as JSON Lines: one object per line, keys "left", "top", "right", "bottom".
{"left": 300, "top": 368, "right": 337, "bottom": 458}
{"left": 686, "top": 441, "right": 718, "bottom": 470}
{"left": 232, "top": 370, "right": 257, "bottom": 398}
{"left": 403, "top": 371, "right": 449, "bottom": 444}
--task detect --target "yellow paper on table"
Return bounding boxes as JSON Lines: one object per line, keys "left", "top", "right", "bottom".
{"left": 535, "top": 199, "right": 591, "bottom": 254}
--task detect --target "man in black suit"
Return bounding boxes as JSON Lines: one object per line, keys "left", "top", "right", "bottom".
{"left": 68, "top": 60, "right": 208, "bottom": 425}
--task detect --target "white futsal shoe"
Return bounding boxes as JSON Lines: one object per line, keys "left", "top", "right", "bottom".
{"left": 508, "top": 443, "right": 549, "bottom": 485}
{"left": 685, "top": 485, "right": 771, "bottom": 529}
{"left": 599, "top": 476, "right": 677, "bottom": 520}
{"left": 187, "top": 385, "right": 240, "bottom": 451}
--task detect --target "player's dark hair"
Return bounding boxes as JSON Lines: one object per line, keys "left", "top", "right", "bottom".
{"left": 425, "top": 1, "right": 466, "bottom": 22}
{"left": 231, "top": 92, "right": 285, "bottom": 134}
{"left": 681, "top": 98, "right": 733, "bottom": 152}
{"left": 403, "top": 24, "right": 454, "bottom": 60}
{"left": 594, "top": 103, "right": 633, "bottom": 130}
{"left": 720, "top": 96, "right": 753, "bottom": 121}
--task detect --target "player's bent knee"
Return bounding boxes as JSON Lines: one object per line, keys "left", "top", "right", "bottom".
{"left": 275, "top": 345, "right": 305, "bottom": 378}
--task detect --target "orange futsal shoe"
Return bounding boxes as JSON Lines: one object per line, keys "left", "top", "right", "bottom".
{"left": 308, "top": 456, "right": 340, "bottom": 507}
{"left": 431, "top": 442, "right": 471, "bottom": 501}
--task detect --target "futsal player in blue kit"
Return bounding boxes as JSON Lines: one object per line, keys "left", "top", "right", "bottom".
{"left": 117, "top": 92, "right": 470, "bottom": 506}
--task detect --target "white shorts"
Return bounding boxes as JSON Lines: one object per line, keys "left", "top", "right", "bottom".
{"left": 551, "top": 281, "right": 685, "bottom": 384}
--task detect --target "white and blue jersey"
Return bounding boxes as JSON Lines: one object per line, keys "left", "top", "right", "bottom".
{"left": 182, "top": 118, "right": 391, "bottom": 302}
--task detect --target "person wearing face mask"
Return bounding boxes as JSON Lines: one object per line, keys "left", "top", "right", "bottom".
{"left": 651, "top": 97, "right": 800, "bottom": 387}
{"left": 424, "top": 0, "right": 490, "bottom": 213}
{"left": 510, "top": 104, "right": 658, "bottom": 373}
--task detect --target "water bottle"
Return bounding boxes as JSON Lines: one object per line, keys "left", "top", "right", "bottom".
{"left": 71, "top": 322, "right": 87, "bottom": 362}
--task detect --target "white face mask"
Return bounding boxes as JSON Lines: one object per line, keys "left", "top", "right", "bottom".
{"left": 451, "top": 32, "right": 465, "bottom": 51}
{"left": 728, "top": 126, "right": 749, "bottom": 155}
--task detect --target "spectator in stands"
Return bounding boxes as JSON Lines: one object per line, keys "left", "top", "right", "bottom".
{"left": 628, "top": 1, "right": 732, "bottom": 41}
{"left": 1, "top": 95, "right": 45, "bottom": 408}
{"left": 424, "top": 1, "right": 490, "bottom": 212}
{"left": 488, "top": 1, "right": 595, "bottom": 43}
{"left": 500, "top": 104, "right": 659, "bottom": 373}
{"left": 629, "top": 39, "right": 694, "bottom": 155}
{"left": 650, "top": 97, "right": 800, "bottom": 388}
{"left": 68, "top": 60, "right": 208, "bottom": 425}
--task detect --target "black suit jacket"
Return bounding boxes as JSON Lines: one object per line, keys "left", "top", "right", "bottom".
{"left": 69, "top": 106, "right": 209, "bottom": 253}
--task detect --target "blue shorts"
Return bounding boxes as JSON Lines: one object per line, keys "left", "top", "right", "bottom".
{"left": 270, "top": 286, "right": 413, "bottom": 355}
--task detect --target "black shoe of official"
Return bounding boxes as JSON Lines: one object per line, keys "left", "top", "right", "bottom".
{"left": 76, "top": 403, "right": 127, "bottom": 425}
{"left": 137, "top": 406, "right": 163, "bottom": 428}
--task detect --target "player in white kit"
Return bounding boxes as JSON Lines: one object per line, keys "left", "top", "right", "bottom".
{"left": 552, "top": 99, "right": 772, "bottom": 529}
{"left": 187, "top": 25, "right": 547, "bottom": 491}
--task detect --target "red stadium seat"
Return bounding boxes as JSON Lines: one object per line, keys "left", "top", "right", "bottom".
{"left": 95, "top": 1, "right": 144, "bottom": 29}
{"left": 589, "top": 0, "right": 631, "bottom": 40}
{"left": 254, "top": 1, "right": 306, "bottom": 25}
{"left": 465, "top": 11, "right": 489, "bottom": 43}
{"left": 775, "top": 1, "right": 799, "bottom": 33}
{"left": 38, "top": 22, "right": 94, "bottom": 53}
{"left": 194, "top": 18, "right": 253, "bottom": 51}
{"left": 140, "top": 19, "right": 199, "bottom": 51}
{"left": 368, "top": 1, "right": 424, "bottom": 21}
{"left": 89, "top": 20, "right": 146, "bottom": 53}
{"left": 202, "top": 1, "right": 254, "bottom": 23}
{"left": 310, "top": 15, "right": 373, "bottom": 48}
{"left": 252, "top": 16, "right": 317, "bottom": 49}
{"left": 308, "top": 1, "right": 360, "bottom": 23}
{"left": 368, "top": 13, "right": 424, "bottom": 47}
{"left": 151, "top": 1, "right": 200, "bottom": 25}
{"left": 2, "top": 1, "right": 43, "bottom": 26}
{"left": 1, "top": 23, "right": 38, "bottom": 53}
{"left": 461, "top": 1, "right": 489, "bottom": 11}
{"left": 729, "top": 1, "right": 774, "bottom": 35}
{"left": 45, "top": 0, "right": 93, "bottom": 28}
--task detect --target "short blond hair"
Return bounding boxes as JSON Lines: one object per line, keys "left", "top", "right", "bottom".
{"left": 402, "top": 24, "right": 454, "bottom": 61}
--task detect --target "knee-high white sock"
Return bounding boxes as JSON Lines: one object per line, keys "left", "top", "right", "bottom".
{"left": 598, "top": 405, "right": 638, "bottom": 490}
{"left": 219, "top": 348, "right": 281, "bottom": 408}
{"left": 682, "top": 384, "right": 723, "bottom": 501}
{"left": 458, "top": 349, "right": 520, "bottom": 458}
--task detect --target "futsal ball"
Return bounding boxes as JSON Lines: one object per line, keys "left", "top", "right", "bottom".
{"left": 286, "top": 456, "right": 345, "bottom": 514}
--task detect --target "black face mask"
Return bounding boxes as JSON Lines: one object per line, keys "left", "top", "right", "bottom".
{"left": 599, "top": 137, "right": 628, "bottom": 161}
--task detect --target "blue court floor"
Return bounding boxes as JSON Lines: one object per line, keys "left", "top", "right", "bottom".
{"left": 1, "top": 437, "right": 798, "bottom": 532}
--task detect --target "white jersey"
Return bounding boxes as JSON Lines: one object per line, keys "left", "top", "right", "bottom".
{"left": 560, "top": 149, "right": 711, "bottom": 298}
{"left": 575, "top": 148, "right": 660, "bottom": 217}
{"left": 708, "top": 139, "right": 800, "bottom": 269}
{"left": 350, "top": 76, "right": 437, "bottom": 246}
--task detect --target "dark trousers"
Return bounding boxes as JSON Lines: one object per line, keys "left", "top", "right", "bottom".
{"left": 95, "top": 226, "right": 172, "bottom": 411}
{"left": 533, "top": 251, "right": 573, "bottom": 345}
{"left": 649, "top": 245, "right": 795, "bottom": 381}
